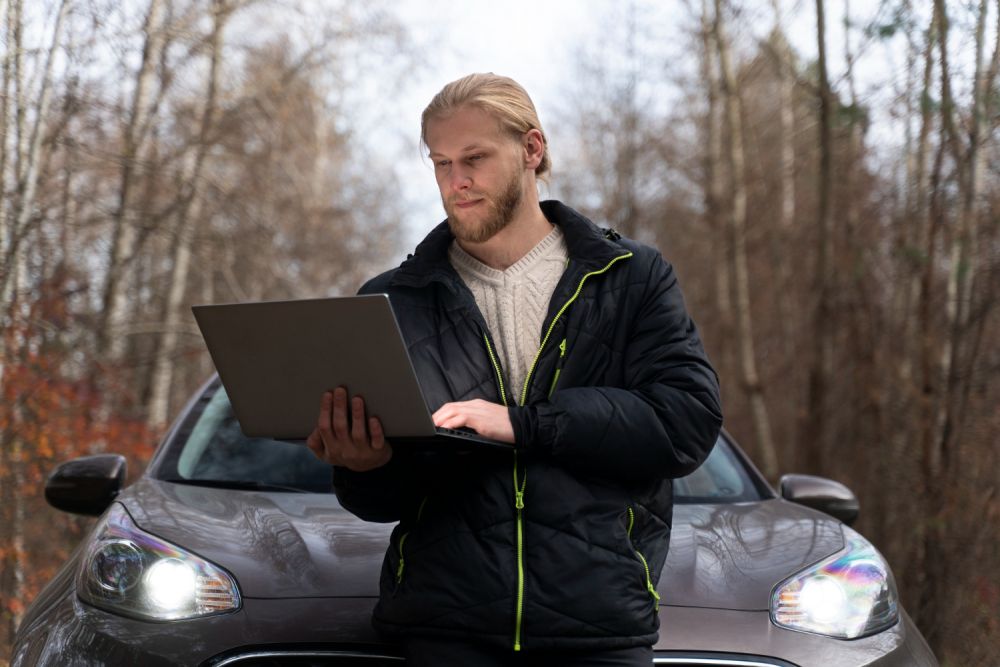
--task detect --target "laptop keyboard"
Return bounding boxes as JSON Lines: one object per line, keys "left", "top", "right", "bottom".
{"left": 437, "top": 426, "right": 482, "bottom": 439}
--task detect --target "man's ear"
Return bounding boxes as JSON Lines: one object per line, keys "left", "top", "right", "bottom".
{"left": 522, "top": 129, "right": 545, "bottom": 171}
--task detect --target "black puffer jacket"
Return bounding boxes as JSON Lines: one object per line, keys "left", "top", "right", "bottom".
{"left": 333, "top": 201, "right": 722, "bottom": 651}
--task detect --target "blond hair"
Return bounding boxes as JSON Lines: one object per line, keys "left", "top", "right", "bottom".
{"left": 421, "top": 73, "right": 551, "bottom": 180}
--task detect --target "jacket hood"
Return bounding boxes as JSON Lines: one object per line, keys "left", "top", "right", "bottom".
{"left": 120, "top": 479, "right": 842, "bottom": 609}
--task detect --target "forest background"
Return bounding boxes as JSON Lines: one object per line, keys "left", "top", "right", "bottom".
{"left": 1, "top": 0, "right": 998, "bottom": 664}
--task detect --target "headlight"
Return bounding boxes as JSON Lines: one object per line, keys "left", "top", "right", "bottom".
{"left": 770, "top": 526, "right": 898, "bottom": 639}
{"left": 77, "top": 503, "right": 241, "bottom": 621}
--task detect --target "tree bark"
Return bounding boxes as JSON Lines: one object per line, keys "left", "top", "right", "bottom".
{"left": 0, "top": 0, "right": 12, "bottom": 279}
{"left": 95, "top": 0, "right": 167, "bottom": 362}
{"left": 714, "top": 0, "right": 779, "bottom": 480}
{"left": 771, "top": 0, "right": 795, "bottom": 232}
{"left": 954, "top": 0, "right": 1000, "bottom": 447}
{"left": 802, "top": 0, "right": 835, "bottom": 474}
{"left": 147, "top": 0, "right": 229, "bottom": 428}
{"left": 699, "top": 0, "right": 733, "bottom": 374}
{"left": 931, "top": 0, "right": 977, "bottom": 471}
{"left": 0, "top": 0, "right": 69, "bottom": 312}
{"left": 0, "top": 0, "right": 18, "bottom": 393}
{"left": 764, "top": 0, "right": 796, "bottom": 365}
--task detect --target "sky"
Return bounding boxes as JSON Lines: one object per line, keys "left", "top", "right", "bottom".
{"left": 356, "top": 0, "right": 906, "bottom": 252}
{"left": 23, "top": 0, "right": 956, "bottom": 255}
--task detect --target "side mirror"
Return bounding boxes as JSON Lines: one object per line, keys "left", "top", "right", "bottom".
{"left": 779, "top": 473, "right": 859, "bottom": 526}
{"left": 45, "top": 454, "right": 127, "bottom": 516}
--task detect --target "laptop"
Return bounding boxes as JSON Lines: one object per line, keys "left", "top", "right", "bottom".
{"left": 191, "top": 294, "right": 514, "bottom": 452}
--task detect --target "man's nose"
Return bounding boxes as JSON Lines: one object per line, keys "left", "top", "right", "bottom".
{"left": 449, "top": 165, "right": 471, "bottom": 192}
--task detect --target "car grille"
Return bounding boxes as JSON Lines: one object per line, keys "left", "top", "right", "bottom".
{"left": 206, "top": 650, "right": 404, "bottom": 667}
{"left": 208, "top": 649, "right": 796, "bottom": 667}
{"left": 654, "top": 653, "right": 799, "bottom": 667}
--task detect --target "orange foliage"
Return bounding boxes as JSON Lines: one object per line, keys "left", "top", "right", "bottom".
{"left": 1, "top": 287, "right": 158, "bottom": 651}
{"left": 0, "top": 353, "right": 153, "bottom": 485}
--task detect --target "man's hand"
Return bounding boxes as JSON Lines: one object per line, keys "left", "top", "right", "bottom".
{"left": 307, "top": 387, "right": 393, "bottom": 471}
{"left": 432, "top": 399, "right": 515, "bottom": 443}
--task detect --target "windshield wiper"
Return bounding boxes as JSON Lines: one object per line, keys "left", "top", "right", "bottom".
{"left": 161, "top": 478, "right": 308, "bottom": 493}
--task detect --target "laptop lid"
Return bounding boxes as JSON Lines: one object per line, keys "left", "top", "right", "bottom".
{"left": 191, "top": 295, "right": 511, "bottom": 449}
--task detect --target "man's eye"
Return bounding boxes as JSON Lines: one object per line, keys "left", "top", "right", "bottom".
{"left": 468, "top": 154, "right": 483, "bottom": 162}
{"left": 436, "top": 160, "right": 450, "bottom": 168}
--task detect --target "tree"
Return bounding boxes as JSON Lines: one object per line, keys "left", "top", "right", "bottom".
{"left": 712, "top": 0, "right": 779, "bottom": 479}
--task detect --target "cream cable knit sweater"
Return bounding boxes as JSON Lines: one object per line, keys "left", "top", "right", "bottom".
{"left": 449, "top": 225, "right": 569, "bottom": 400}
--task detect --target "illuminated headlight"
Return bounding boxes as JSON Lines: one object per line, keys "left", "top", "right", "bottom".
{"left": 77, "top": 503, "right": 241, "bottom": 621}
{"left": 770, "top": 526, "right": 898, "bottom": 639}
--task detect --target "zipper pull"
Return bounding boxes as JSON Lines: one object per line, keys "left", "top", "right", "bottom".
{"left": 548, "top": 339, "right": 569, "bottom": 399}
{"left": 515, "top": 490, "right": 525, "bottom": 510}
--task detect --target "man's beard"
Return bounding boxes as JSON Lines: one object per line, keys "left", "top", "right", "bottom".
{"left": 444, "top": 169, "right": 523, "bottom": 244}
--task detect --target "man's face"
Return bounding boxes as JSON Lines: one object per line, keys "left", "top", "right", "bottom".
{"left": 425, "top": 105, "right": 526, "bottom": 244}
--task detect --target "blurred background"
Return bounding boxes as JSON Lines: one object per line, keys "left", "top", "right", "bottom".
{"left": 1, "top": 0, "right": 998, "bottom": 664}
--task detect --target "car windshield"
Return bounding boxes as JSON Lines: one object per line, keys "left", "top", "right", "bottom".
{"left": 153, "top": 381, "right": 764, "bottom": 502}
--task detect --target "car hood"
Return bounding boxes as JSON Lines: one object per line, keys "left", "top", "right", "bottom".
{"left": 663, "top": 500, "right": 844, "bottom": 610}
{"left": 121, "top": 479, "right": 843, "bottom": 609}
{"left": 122, "top": 478, "right": 394, "bottom": 599}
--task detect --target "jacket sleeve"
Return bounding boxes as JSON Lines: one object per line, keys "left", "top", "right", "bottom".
{"left": 508, "top": 251, "right": 723, "bottom": 484}
{"left": 333, "top": 456, "right": 412, "bottom": 523}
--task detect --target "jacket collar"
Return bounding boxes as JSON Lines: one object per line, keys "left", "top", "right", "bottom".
{"left": 389, "top": 200, "right": 626, "bottom": 291}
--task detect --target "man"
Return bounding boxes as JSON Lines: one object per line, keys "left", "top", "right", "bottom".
{"left": 307, "top": 73, "right": 722, "bottom": 666}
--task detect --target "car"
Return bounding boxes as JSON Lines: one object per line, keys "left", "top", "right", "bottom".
{"left": 11, "top": 376, "right": 939, "bottom": 666}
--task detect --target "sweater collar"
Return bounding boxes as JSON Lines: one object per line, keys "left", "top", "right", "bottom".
{"left": 389, "top": 200, "right": 625, "bottom": 291}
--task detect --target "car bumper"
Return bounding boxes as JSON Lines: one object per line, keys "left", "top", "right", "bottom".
{"left": 12, "top": 590, "right": 392, "bottom": 667}
{"left": 13, "top": 593, "right": 936, "bottom": 667}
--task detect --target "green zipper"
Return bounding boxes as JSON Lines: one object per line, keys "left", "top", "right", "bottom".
{"left": 518, "top": 253, "right": 633, "bottom": 406}
{"left": 547, "top": 338, "right": 567, "bottom": 398}
{"left": 395, "top": 496, "right": 428, "bottom": 584}
{"left": 513, "top": 454, "right": 527, "bottom": 650}
{"left": 509, "top": 252, "right": 634, "bottom": 651}
{"left": 626, "top": 506, "right": 661, "bottom": 611}
{"left": 484, "top": 332, "right": 528, "bottom": 649}
{"left": 483, "top": 333, "right": 508, "bottom": 406}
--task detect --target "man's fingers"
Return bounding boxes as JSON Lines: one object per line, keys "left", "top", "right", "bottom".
{"left": 351, "top": 396, "right": 367, "bottom": 443}
{"left": 369, "top": 417, "right": 385, "bottom": 450}
{"left": 432, "top": 403, "right": 460, "bottom": 426}
{"left": 317, "top": 391, "right": 333, "bottom": 437}
{"left": 437, "top": 414, "right": 468, "bottom": 430}
{"left": 331, "top": 386, "right": 350, "bottom": 439}
{"left": 430, "top": 400, "right": 515, "bottom": 443}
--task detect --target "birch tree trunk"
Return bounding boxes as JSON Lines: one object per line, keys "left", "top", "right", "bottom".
{"left": 0, "top": 0, "right": 18, "bottom": 391}
{"left": 887, "top": 6, "right": 937, "bottom": 571}
{"left": 771, "top": 0, "right": 795, "bottom": 232}
{"left": 802, "top": 0, "right": 835, "bottom": 473}
{"left": 714, "top": 0, "right": 779, "bottom": 479}
{"left": 954, "top": 0, "right": 1000, "bottom": 445}
{"left": 0, "top": 0, "right": 69, "bottom": 307}
{"left": 613, "top": 0, "right": 639, "bottom": 238}
{"left": 899, "top": 8, "right": 937, "bottom": 389}
{"left": 931, "top": 0, "right": 976, "bottom": 470}
{"left": 95, "top": 0, "right": 167, "bottom": 361}
{"left": 9, "top": 436, "right": 25, "bottom": 632}
{"left": 943, "top": 0, "right": 989, "bottom": 449}
{"left": 764, "top": 0, "right": 796, "bottom": 357}
{"left": 699, "top": 0, "right": 734, "bottom": 376}
{"left": 0, "top": 0, "right": 12, "bottom": 280}
{"left": 147, "top": 0, "right": 229, "bottom": 429}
